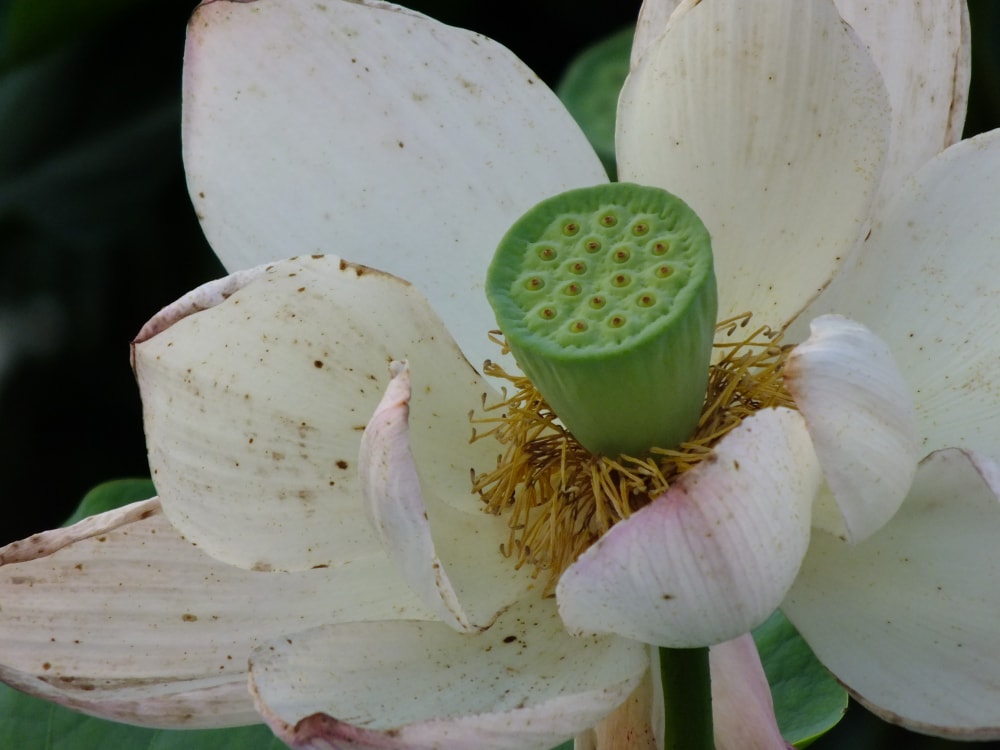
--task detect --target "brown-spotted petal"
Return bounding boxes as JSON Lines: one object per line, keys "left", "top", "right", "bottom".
{"left": 133, "top": 255, "right": 495, "bottom": 573}
{"left": 0, "top": 499, "right": 428, "bottom": 728}
{"left": 182, "top": 0, "right": 607, "bottom": 371}
{"left": 249, "top": 598, "right": 648, "bottom": 750}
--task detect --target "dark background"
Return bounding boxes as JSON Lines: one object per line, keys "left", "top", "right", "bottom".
{"left": 0, "top": 1, "right": 997, "bottom": 747}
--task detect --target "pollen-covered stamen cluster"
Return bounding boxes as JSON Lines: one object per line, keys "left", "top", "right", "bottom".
{"left": 471, "top": 315, "right": 795, "bottom": 592}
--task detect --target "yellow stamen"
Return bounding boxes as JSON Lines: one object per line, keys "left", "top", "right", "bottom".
{"left": 470, "top": 314, "right": 795, "bottom": 593}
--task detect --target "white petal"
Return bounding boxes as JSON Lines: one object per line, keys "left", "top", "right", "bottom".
{"left": 785, "top": 314, "right": 919, "bottom": 543}
{"left": 556, "top": 408, "right": 822, "bottom": 648}
{"left": 182, "top": 0, "right": 607, "bottom": 372}
{"left": 0, "top": 500, "right": 428, "bottom": 729}
{"left": 133, "top": 255, "right": 497, "bottom": 572}
{"left": 360, "top": 361, "right": 536, "bottom": 633}
{"left": 833, "top": 0, "right": 970, "bottom": 215}
{"left": 131, "top": 264, "right": 269, "bottom": 345}
{"left": 783, "top": 448, "right": 1000, "bottom": 738}
{"left": 248, "top": 598, "right": 648, "bottom": 750}
{"left": 629, "top": 0, "right": 682, "bottom": 69}
{"left": 711, "top": 634, "right": 788, "bottom": 750}
{"left": 617, "top": 0, "right": 889, "bottom": 330}
{"left": 804, "top": 129, "right": 1000, "bottom": 460}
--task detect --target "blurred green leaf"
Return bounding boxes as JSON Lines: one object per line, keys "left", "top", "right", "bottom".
{"left": 0, "top": 685, "right": 285, "bottom": 750}
{"left": 0, "top": 0, "right": 146, "bottom": 70}
{"left": 0, "top": 39, "right": 179, "bottom": 247}
{"left": 60, "top": 478, "right": 155, "bottom": 525}
{"left": 966, "top": 0, "right": 1000, "bottom": 137}
{"left": 754, "top": 610, "right": 848, "bottom": 748}
{"left": 557, "top": 25, "right": 633, "bottom": 178}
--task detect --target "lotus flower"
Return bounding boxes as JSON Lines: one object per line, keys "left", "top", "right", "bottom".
{"left": 2, "top": 1, "right": 999, "bottom": 748}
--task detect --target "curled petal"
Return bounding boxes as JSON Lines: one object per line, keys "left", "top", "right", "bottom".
{"left": 617, "top": 0, "right": 889, "bottom": 330}
{"left": 557, "top": 408, "right": 822, "bottom": 648}
{"left": 132, "top": 264, "right": 269, "bottom": 347}
{"left": 0, "top": 500, "right": 428, "bottom": 728}
{"left": 785, "top": 314, "right": 919, "bottom": 543}
{"left": 711, "top": 634, "right": 789, "bottom": 750}
{"left": 833, "top": 0, "right": 970, "bottom": 215}
{"left": 359, "top": 361, "right": 536, "bottom": 633}
{"left": 249, "top": 598, "right": 648, "bottom": 750}
{"left": 784, "top": 448, "right": 1000, "bottom": 737}
{"left": 133, "top": 255, "right": 496, "bottom": 573}
{"left": 183, "top": 0, "right": 606, "bottom": 371}
{"left": 804, "top": 128, "right": 1000, "bottom": 461}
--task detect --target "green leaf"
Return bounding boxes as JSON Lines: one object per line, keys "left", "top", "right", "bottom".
{"left": 0, "top": 684, "right": 285, "bottom": 750}
{"left": 556, "top": 25, "right": 634, "bottom": 179}
{"left": 753, "top": 610, "right": 848, "bottom": 748}
{"left": 61, "top": 478, "right": 155, "bottom": 526}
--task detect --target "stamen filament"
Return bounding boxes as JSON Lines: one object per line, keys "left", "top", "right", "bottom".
{"left": 471, "top": 316, "right": 795, "bottom": 592}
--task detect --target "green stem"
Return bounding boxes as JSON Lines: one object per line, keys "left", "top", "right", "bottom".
{"left": 660, "top": 646, "right": 714, "bottom": 750}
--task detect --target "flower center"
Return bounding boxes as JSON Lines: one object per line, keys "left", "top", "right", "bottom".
{"left": 475, "top": 183, "right": 795, "bottom": 591}
{"left": 471, "top": 316, "right": 794, "bottom": 591}
{"left": 484, "top": 183, "right": 717, "bottom": 457}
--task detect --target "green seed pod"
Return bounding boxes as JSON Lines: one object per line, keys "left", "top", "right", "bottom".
{"left": 486, "top": 183, "right": 717, "bottom": 456}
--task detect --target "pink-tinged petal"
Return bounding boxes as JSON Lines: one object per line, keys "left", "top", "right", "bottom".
{"left": 556, "top": 408, "right": 822, "bottom": 648}
{"left": 248, "top": 598, "right": 648, "bottom": 750}
{"left": 785, "top": 315, "right": 919, "bottom": 543}
{"left": 783, "top": 448, "right": 1000, "bottom": 738}
{"left": 132, "top": 264, "right": 269, "bottom": 346}
{"left": 359, "top": 361, "right": 536, "bottom": 633}
{"left": 583, "top": 665, "right": 658, "bottom": 750}
{"left": 711, "top": 634, "right": 789, "bottom": 750}
{"left": 802, "top": 129, "right": 1000, "bottom": 460}
{"left": 182, "top": 0, "right": 607, "bottom": 372}
{"left": 582, "top": 639, "right": 787, "bottom": 750}
{"left": 579, "top": 639, "right": 788, "bottom": 750}
{"left": 0, "top": 500, "right": 429, "bottom": 729}
{"left": 133, "top": 255, "right": 499, "bottom": 573}
{"left": 617, "top": 0, "right": 889, "bottom": 330}
{"left": 833, "top": 0, "right": 970, "bottom": 215}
